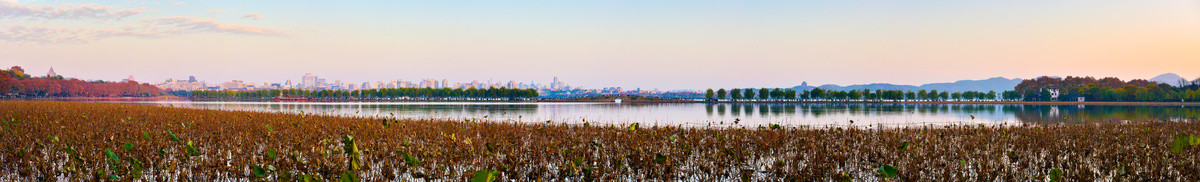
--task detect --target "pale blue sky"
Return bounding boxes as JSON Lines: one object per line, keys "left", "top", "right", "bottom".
{"left": 3, "top": 0, "right": 1200, "bottom": 89}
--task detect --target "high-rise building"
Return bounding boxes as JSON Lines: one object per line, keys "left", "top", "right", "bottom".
{"left": 441, "top": 79, "right": 449, "bottom": 88}
{"left": 550, "top": 77, "right": 567, "bottom": 90}
{"left": 221, "top": 80, "right": 247, "bottom": 90}
{"left": 155, "top": 77, "right": 207, "bottom": 91}
{"left": 302, "top": 73, "right": 317, "bottom": 89}
{"left": 188, "top": 76, "right": 197, "bottom": 83}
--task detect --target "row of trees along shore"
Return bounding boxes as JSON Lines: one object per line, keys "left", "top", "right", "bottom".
{"left": 1015, "top": 76, "right": 1200, "bottom": 102}
{"left": 704, "top": 88, "right": 1010, "bottom": 101}
{"left": 704, "top": 76, "right": 1200, "bottom": 102}
{"left": 189, "top": 87, "right": 539, "bottom": 99}
{"left": 1, "top": 66, "right": 163, "bottom": 97}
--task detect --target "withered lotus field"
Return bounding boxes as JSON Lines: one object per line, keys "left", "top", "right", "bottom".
{"left": 1, "top": 101, "right": 1197, "bottom": 181}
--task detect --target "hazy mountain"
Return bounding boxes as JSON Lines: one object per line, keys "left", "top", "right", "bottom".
{"left": 1149, "top": 73, "right": 1188, "bottom": 86}
{"left": 791, "top": 77, "right": 1023, "bottom": 92}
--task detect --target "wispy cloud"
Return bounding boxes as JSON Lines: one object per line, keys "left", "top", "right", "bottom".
{"left": 0, "top": 1, "right": 285, "bottom": 44}
{"left": 0, "top": 0, "right": 142, "bottom": 20}
{"left": 207, "top": 9, "right": 221, "bottom": 14}
{"left": 172, "top": 1, "right": 187, "bottom": 6}
{"left": 0, "top": 25, "right": 89, "bottom": 44}
{"left": 151, "top": 17, "right": 286, "bottom": 36}
{"left": 0, "top": 17, "right": 288, "bottom": 44}
{"left": 241, "top": 13, "right": 262, "bottom": 20}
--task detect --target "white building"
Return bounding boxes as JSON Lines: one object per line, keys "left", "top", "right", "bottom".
{"left": 302, "top": 73, "right": 317, "bottom": 89}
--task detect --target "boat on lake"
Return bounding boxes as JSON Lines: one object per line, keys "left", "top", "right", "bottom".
{"left": 272, "top": 94, "right": 308, "bottom": 102}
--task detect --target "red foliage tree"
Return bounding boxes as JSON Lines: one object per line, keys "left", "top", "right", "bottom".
{"left": 0, "top": 71, "right": 15, "bottom": 94}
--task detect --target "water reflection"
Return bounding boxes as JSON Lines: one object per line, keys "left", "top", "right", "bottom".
{"left": 133, "top": 101, "right": 1199, "bottom": 127}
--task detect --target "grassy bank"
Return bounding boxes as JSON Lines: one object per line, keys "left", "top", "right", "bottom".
{"left": 1, "top": 101, "right": 1197, "bottom": 181}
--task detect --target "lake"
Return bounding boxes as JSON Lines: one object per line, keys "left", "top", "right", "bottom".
{"left": 123, "top": 101, "right": 1200, "bottom": 127}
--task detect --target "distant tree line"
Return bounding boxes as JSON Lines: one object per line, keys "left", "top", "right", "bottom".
{"left": 1014, "top": 76, "right": 1200, "bottom": 102}
{"left": 704, "top": 88, "right": 1010, "bottom": 102}
{"left": 190, "top": 87, "right": 538, "bottom": 99}
{"left": 704, "top": 76, "right": 1200, "bottom": 103}
{"left": 705, "top": 88, "right": 797, "bottom": 101}
{"left": 1, "top": 66, "right": 163, "bottom": 97}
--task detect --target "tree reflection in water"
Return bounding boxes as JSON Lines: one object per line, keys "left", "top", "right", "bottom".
{"left": 141, "top": 102, "right": 1197, "bottom": 127}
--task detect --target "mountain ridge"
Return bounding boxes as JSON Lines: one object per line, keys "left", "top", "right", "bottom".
{"left": 1148, "top": 73, "right": 1188, "bottom": 86}
{"left": 790, "top": 77, "right": 1023, "bottom": 92}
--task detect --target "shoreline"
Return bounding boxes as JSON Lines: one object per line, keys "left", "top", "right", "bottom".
{"left": 704, "top": 100, "right": 1200, "bottom": 106}
{"left": 189, "top": 97, "right": 1200, "bottom": 106}
{"left": 8, "top": 96, "right": 1200, "bottom": 106}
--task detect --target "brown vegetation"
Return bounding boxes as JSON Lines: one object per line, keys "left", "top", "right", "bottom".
{"left": 0, "top": 101, "right": 1197, "bottom": 181}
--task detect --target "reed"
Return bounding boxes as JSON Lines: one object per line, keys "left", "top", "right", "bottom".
{"left": 0, "top": 101, "right": 1197, "bottom": 181}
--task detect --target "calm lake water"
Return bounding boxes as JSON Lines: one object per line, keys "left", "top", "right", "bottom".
{"left": 125, "top": 101, "right": 1200, "bottom": 127}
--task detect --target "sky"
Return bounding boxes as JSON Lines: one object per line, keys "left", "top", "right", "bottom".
{"left": 2, "top": 0, "right": 1200, "bottom": 90}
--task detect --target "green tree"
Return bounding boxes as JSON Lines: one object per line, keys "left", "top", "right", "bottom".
{"left": 717, "top": 89, "right": 727, "bottom": 100}
{"left": 744, "top": 88, "right": 755, "bottom": 101}
{"left": 929, "top": 90, "right": 939, "bottom": 101}
{"left": 759, "top": 88, "right": 770, "bottom": 100}
{"left": 810, "top": 88, "right": 825, "bottom": 101}
{"left": 705, "top": 89, "right": 714, "bottom": 100}
{"left": 731, "top": 88, "right": 742, "bottom": 101}
{"left": 1039, "top": 89, "right": 1053, "bottom": 101}
{"left": 848, "top": 90, "right": 862, "bottom": 101}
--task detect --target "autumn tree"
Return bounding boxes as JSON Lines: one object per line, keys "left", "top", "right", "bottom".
{"left": 0, "top": 71, "right": 13, "bottom": 94}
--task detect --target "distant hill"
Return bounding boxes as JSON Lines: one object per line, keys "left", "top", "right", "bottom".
{"left": 791, "top": 77, "right": 1022, "bottom": 92}
{"left": 1149, "top": 73, "right": 1188, "bottom": 86}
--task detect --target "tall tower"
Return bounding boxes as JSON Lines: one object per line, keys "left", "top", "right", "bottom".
{"left": 302, "top": 73, "right": 317, "bottom": 89}
{"left": 46, "top": 67, "right": 57, "bottom": 77}
{"left": 551, "top": 77, "right": 560, "bottom": 90}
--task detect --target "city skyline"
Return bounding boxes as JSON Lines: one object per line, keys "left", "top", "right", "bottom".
{"left": 4, "top": 0, "right": 1200, "bottom": 89}
{"left": 25, "top": 65, "right": 1200, "bottom": 91}
{"left": 152, "top": 71, "right": 590, "bottom": 91}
